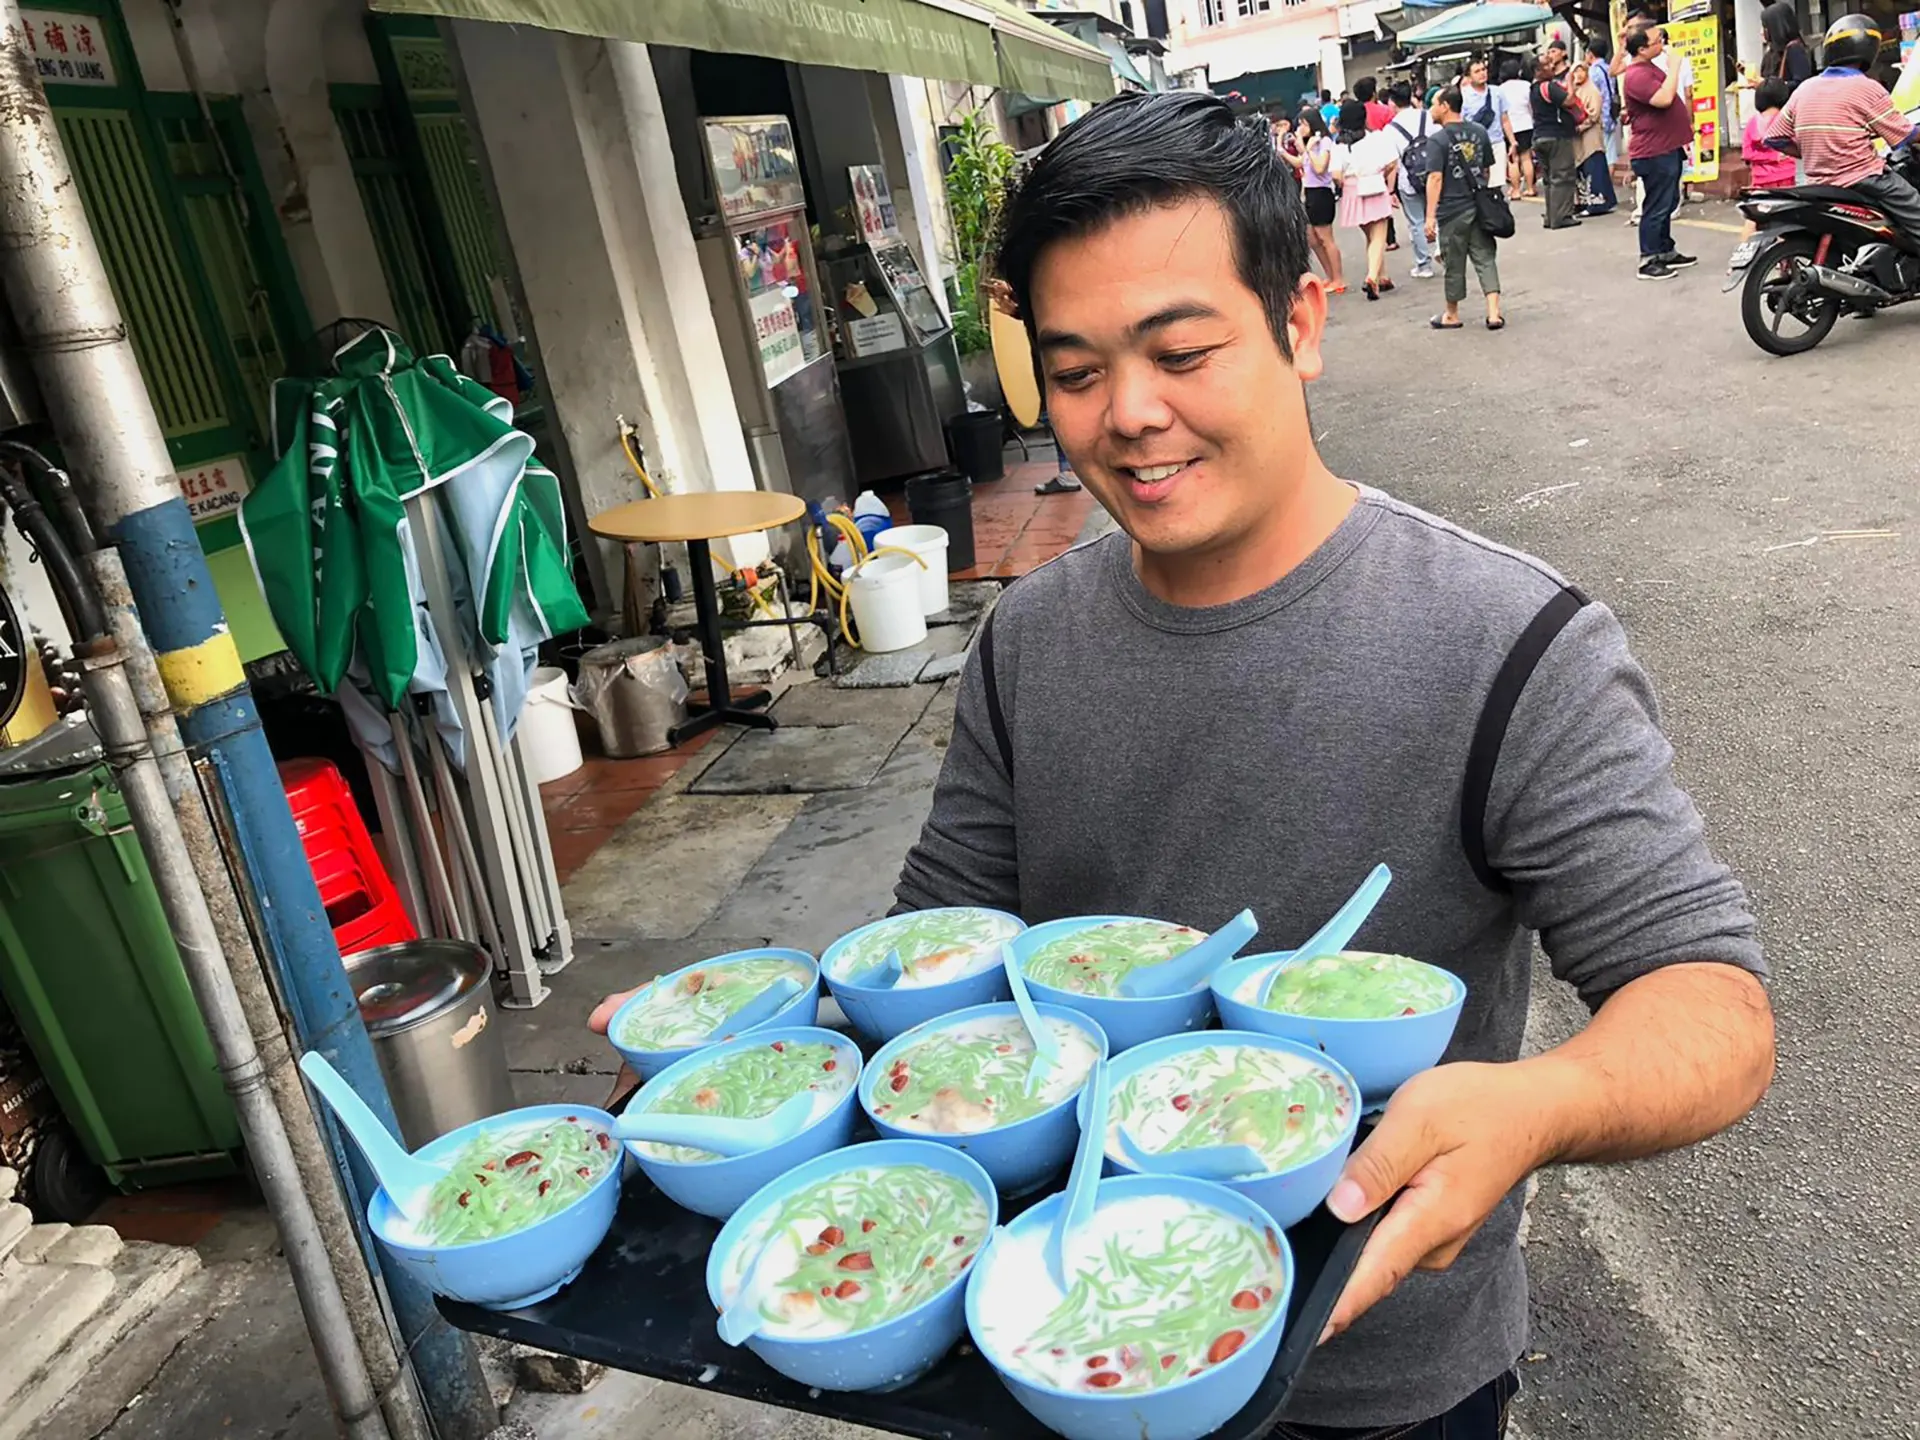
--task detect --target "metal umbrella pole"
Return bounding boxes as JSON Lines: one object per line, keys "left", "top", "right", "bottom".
{"left": 0, "top": 472, "right": 388, "bottom": 1440}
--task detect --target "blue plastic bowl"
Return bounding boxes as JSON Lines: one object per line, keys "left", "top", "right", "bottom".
{"left": 820, "top": 910, "right": 1025, "bottom": 1045}
{"left": 622, "top": 1026, "right": 862, "bottom": 1219}
{"left": 1008, "top": 916, "right": 1217, "bottom": 1054}
{"left": 608, "top": 948, "right": 821, "bottom": 1081}
{"left": 705, "top": 1139, "right": 999, "bottom": 1392}
{"left": 859, "top": 1003, "right": 1109, "bottom": 1197}
{"left": 1082, "top": 1030, "right": 1360, "bottom": 1230}
{"left": 368, "top": 1104, "right": 623, "bottom": 1310}
{"left": 965, "top": 1173, "right": 1295, "bottom": 1440}
{"left": 1210, "top": 950, "right": 1466, "bottom": 1105}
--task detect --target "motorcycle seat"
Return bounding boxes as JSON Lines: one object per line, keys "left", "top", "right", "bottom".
{"left": 1746, "top": 183, "right": 1890, "bottom": 205}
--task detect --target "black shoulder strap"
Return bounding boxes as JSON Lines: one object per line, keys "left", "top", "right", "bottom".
{"left": 1462, "top": 585, "right": 1589, "bottom": 892}
{"left": 977, "top": 608, "right": 1014, "bottom": 777}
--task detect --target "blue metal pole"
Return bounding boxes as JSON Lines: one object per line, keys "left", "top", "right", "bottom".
{"left": 111, "top": 499, "right": 496, "bottom": 1438}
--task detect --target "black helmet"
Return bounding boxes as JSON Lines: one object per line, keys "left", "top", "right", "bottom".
{"left": 1821, "top": 13, "right": 1882, "bottom": 71}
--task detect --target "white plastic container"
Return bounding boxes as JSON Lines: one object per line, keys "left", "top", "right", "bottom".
{"left": 521, "top": 666, "right": 583, "bottom": 784}
{"left": 847, "top": 553, "right": 929, "bottom": 654}
{"left": 874, "top": 524, "right": 951, "bottom": 617}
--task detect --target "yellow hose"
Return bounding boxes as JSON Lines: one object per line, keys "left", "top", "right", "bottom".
{"left": 620, "top": 429, "right": 661, "bottom": 498}
{"left": 804, "top": 515, "right": 925, "bottom": 650}
{"left": 836, "top": 544, "right": 928, "bottom": 652}
{"left": 709, "top": 553, "right": 781, "bottom": 619}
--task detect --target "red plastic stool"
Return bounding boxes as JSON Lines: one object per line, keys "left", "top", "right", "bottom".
{"left": 279, "top": 758, "right": 417, "bottom": 957}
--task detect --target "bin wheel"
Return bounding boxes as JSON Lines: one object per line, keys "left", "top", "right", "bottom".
{"left": 30, "top": 1126, "right": 112, "bottom": 1223}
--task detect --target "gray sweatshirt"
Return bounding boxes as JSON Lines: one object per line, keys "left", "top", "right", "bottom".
{"left": 893, "top": 487, "right": 1764, "bottom": 1426}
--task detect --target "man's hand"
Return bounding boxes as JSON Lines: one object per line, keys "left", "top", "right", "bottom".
{"left": 1425, "top": 218, "right": 1438, "bottom": 242}
{"left": 1321, "top": 1061, "right": 1559, "bottom": 1343}
{"left": 589, "top": 988, "right": 641, "bottom": 1103}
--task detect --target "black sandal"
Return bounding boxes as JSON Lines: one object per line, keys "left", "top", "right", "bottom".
{"left": 1429, "top": 316, "right": 1463, "bottom": 330}
{"left": 1485, "top": 317, "right": 1506, "bottom": 331}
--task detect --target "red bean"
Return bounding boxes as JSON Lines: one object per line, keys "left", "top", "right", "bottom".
{"left": 597, "top": 1133, "right": 612, "bottom": 1151}
{"left": 456, "top": 1191, "right": 470, "bottom": 1208}
{"left": 1161, "top": 1355, "right": 1178, "bottom": 1370}
{"left": 771, "top": 1041, "right": 785, "bottom": 1053}
{"left": 683, "top": 972, "right": 706, "bottom": 995}
{"left": 538, "top": 1179, "right": 552, "bottom": 1197}
{"left": 834, "top": 1280, "right": 862, "bottom": 1299}
{"left": 1086, "top": 1355, "right": 1109, "bottom": 1369}
{"left": 861, "top": 1219, "right": 877, "bottom": 1233}
{"left": 1087, "top": 1372, "right": 1123, "bottom": 1389}
{"left": 805, "top": 1241, "right": 831, "bottom": 1256}
{"left": 1401, "top": 1007, "right": 1417, "bottom": 1017}
{"left": 889, "top": 1072, "right": 910, "bottom": 1093}
{"left": 1288, "top": 1104, "right": 1305, "bottom": 1114}
{"left": 995, "top": 1044, "right": 1013, "bottom": 1054}
{"left": 1207, "top": 1331, "right": 1246, "bottom": 1364}
{"left": 820, "top": 1226, "right": 845, "bottom": 1247}
{"left": 505, "top": 1150, "right": 540, "bottom": 1168}
{"left": 837, "top": 1252, "right": 874, "bottom": 1271}
{"left": 1258, "top": 1285, "right": 1274, "bottom": 1303}
{"left": 1231, "top": 1290, "right": 1262, "bottom": 1311}
{"left": 476, "top": 1175, "right": 490, "bottom": 1186}
{"left": 576, "top": 1167, "right": 591, "bottom": 1179}
{"left": 823, "top": 1059, "right": 838, "bottom": 1072}
{"left": 1172, "top": 1094, "right": 1192, "bottom": 1112}
{"left": 564, "top": 1115, "right": 578, "bottom": 1122}
{"left": 1264, "top": 1228, "right": 1281, "bottom": 1258}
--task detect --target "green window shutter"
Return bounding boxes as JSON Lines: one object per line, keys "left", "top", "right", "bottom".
{"left": 55, "top": 108, "right": 227, "bottom": 441}
{"left": 414, "top": 113, "right": 503, "bottom": 334}
{"left": 332, "top": 90, "right": 456, "bottom": 355}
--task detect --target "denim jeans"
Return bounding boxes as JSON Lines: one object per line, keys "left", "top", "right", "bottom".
{"left": 1266, "top": 1369, "right": 1520, "bottom": 1440}
{"left": 1399, "top": 186, "right": 1433, "bottom": 269}
{"left": 1630, "top": 147, "right": 1684, "bottom": 259}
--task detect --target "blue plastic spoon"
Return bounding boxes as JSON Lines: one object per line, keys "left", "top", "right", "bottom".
{"left": 1117, "top": 908, "right": 1260, "bottom": 999}
{"left": 1003, "top": 946, "right": 1061, "bottom": 1096}
{"left": 1115, "top": 1125, "right": 1268, "bottom": 1180}
{"left": 299, "top": 1051, "right": 445, "bottom": 1224}
{"left": 1046, "top": 1057, "right": 1108, "bottom": 1290}
{"left": 850, "top": 948, "right": 905, "bottom": 990}
{"left": 613, "top": 1092, "right": 815, "bottom": 1157}
{"left": 707, "top": 977, "right": 804, "bottom": 1040}
{"left": 1257, "top": 864, "right": 1393, "bottom": 1007}
{"left": 717, "top": 1225, "right": 803, "bottom": 1346}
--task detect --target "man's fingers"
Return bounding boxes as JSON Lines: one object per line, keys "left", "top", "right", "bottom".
{"left": 1325, "top": 1095, "right": 1435, "bottom": 1222}
{"left": 1321, "top": 1176, "right": 1462, "bottom": 1341}
{"left": 587, "top": 988, "right": 639, "bottom": 1035}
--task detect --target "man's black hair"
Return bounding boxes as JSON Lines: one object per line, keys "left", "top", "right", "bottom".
{"left": 1321, "top": 88, "right": 1333, "bottom": 102}
{"left": 1354, "top": 75, "right": 1378, "bottom": 103}
{"left": 1437, "top": 86, "right": 1464, "bottom": 115}
{"left": 995, "top": 91, "right": 1312, "bottom": 361}
{"left": 1389, "top": 81, "right": 1412, "bottom": 106}
{"left": 1625, "top": 27, "right": 1654, "bottom": 55}
{"left": 1755, "top": 76, "right": 1791, "bottom": 110}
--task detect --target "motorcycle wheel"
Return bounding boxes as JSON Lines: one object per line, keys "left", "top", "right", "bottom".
{"left": 1742, "top": 235, "right": 1841, "bottom": 355}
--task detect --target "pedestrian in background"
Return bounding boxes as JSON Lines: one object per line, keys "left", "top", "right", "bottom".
{"left": 1356, "top": 77, "right": 1402, "bottom": 252}
{"left": 1530, "top": 50, "right": 1585, "bottom": 227}
{"left": 1388, "top": 82, "right": 1438, "bottom": 278}
{"left": 1459, "top": 57, "right": 1514, "bottom": 191}
{"left": 1586, "top": 36, "right": 1621, "bottom": 174}
{"left": 1571, "top": 62, "right": 1617, "bottom": 215}
{"left": 1498, "top": 57, "right": 1538, "bottom": 196}
{"left": 1621, "top": 26, "right": 1696, "bottom": 279}
{"left": 1280, "top": 108, "right": 1348, "bottom": 293}
{"left": 1731, "top": 77, "right": 1796, "bottom": 270}
{"left": 1425, "top": 88, "right": 1505, "bottom": 330}
{"left": 1336, "top": 100, "right": 1400, "bottom": 300}
{"left": 1761, "top": 1, "right": 1813, "bottom": 91}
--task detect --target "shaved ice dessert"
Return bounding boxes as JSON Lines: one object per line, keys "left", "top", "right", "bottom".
{"left": 1234, "top": 952, "right": 1456, "bottom": 1020}
{"left": 399, "top": 1116, "right": 618, "bottom": 1247}
{"left": 831, "top": 909, "right": 1023, "bottom": 990}
{"left": 1023, "top": 920, "right": 1207, "bottom": 998}
{"left": 870, "top": 1013, "right": 1099, "bottom": 1135}
{"left": 631, "top": 1039, "right": 853, "bottom": 1163}
{"left": 718, "top": 1164, "right": 991, "bottom": 1338}
{"left": 972, "top": 1192, "right": 1287, "bottom": 1393}
{"left": 615, "top": 955, "right": 811, "bottom": 1050}
{"left": 1106, "top": 1042, "right": 1351, "bottom": 1176}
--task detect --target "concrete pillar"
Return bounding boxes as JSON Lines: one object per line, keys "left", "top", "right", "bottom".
{"left": 1734, "top": 0, "right": 1764, "bottom": 76}
{"left": 450, "top": 23, "right": 765, "bottom": 568}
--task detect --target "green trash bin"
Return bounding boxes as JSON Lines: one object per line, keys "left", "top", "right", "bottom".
{"left": 0, "top": 719, "right": 242, "bottom": 1208}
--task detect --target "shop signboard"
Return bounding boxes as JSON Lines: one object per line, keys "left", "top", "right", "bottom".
{"left": 1668, "top": 17, "right": 1721, "bottom": 184}
{"left": 176, "top": 455, "right": 251, "bottom": 526}
{"left": 850, "top": 164, "right": 900, "bottom": 244}
{"left": 704, "top": 116, "right": 805, "bottom": 223}
{"left": 14, "top": 9, "right": 114, "bottom": 87}
{"left": 749, "top": 287, "right": 805, "bottom": 387}
{"left": 1670, "top": 0, "right": 1713, "bottom": 21}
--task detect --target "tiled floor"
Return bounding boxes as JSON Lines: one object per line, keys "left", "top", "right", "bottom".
{"left": 887, "top": 457, "right": 1097, "bottom": 581}
{"left": 538, "top": 726, "right": 720, "bottom": 885}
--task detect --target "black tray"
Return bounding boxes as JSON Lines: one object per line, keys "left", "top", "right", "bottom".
{"left": 439, "top": 1154, "right": 1377, "bottom": 1440}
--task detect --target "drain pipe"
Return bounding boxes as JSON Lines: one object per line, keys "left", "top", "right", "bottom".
{"left": 0, "top": 469, "right": 389, "bottom": 1440}
{"left": 0, "top": 442, "right": 433, "bottom": 1440}
{"left": 0, "top": 12, "right": 493, "bottom": 1436}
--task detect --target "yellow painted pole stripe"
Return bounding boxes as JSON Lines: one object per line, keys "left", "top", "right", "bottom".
{"left": 156, "top": 631, "right": 246, "bottom": 709}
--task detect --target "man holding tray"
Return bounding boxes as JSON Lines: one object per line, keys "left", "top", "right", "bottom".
{"left": 884, "top": 91, "right": 1773, "bottom": 1437}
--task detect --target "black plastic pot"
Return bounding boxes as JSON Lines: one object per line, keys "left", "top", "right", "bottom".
{"left": 944, "top": 409, "right": 1005, "bottom": 486}
{"left": 903, "top": 469, "right": 976, "bottom": 572}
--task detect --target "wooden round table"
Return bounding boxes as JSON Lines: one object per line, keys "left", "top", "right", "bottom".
{"left": 589, "top": 490, "right": 809, "bottom": 744}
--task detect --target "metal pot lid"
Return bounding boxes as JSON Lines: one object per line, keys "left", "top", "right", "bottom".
{"left": 579, "top": 635, "right": 667, "bottom": 669}
{"left": 343, "top": 938, "right": 491, "bottom": 1037}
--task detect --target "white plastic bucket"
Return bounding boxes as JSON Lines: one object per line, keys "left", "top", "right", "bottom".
{"left": 847, "top": 553, "right": 929, "bottom": 654}
{"left": 874, "top": 524, "right": 951, "bottom": 617}
{"left": 521, "top": 666, "right": 583, "bottom": 784}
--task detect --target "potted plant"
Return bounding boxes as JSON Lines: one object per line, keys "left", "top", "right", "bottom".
{"left": 943, "top": 109, "right": 1016, "bottom": 410}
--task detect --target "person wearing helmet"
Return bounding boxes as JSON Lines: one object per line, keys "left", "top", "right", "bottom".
{"left": 1763, "top": 14, "right": 1920, "bottom": 244}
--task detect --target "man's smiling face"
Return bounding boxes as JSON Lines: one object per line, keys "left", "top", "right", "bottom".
{"left": 1028, "top": 196, "right": 1325, "bottom": 564}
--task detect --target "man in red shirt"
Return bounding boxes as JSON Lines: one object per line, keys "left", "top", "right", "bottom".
{"left": 1764, "top": 14, "right": 1920, "bottom": 244}
{"left": 1356, "top": 75, "right": 1395, "bottom": 131}
{"left": 1620, "top": 26, "right": 1695, "bottom": 279}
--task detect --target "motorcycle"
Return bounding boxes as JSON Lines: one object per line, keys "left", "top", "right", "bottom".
{"left": 1725, "top": 132, "right": 1920, "bottom": 356}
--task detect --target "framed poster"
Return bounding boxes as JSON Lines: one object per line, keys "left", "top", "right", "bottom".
{"left": 703, "top": 115, "right": 805, "bottom": 223}
{"left": 849, "top": 164, "right": 899, "bottom": 244}
{"left": 749, "top": 287, "right": 805, "bottom": 387}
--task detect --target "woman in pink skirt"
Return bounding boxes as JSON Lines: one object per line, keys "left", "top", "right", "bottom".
{"left": 1334, "top": 100, "right": 1400, "bottom": 300}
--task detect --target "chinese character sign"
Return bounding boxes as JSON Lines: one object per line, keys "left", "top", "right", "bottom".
{"left": 748, "top": 287, "right": 804, "bottom": 388}
{"left": 1667, "top": 18, "right": 1720, "bottom": 185}
{"left": 176, "top": 457, "right": 251, "bottom": 525}
{"left": 17, "top": 10, "right": 114, "bottom": 86}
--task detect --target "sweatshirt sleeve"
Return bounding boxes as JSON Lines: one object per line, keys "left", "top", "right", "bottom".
{"left": 891, "top": 629, "right": 1021, "bottom": 916}
{"left": 1481, "top": 602, "right": 1765, "bottom": 1009}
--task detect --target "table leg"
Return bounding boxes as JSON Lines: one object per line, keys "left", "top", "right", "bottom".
{"left": 673, "top": 537, "right": 778, "bottom": 747}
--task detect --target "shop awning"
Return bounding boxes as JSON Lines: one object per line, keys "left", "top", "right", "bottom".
{"left": 1392, "top": 2, "right": 1552, "bottom": 47}
{"left": 369, "top": 0, "right": 1115, "bottom": 100}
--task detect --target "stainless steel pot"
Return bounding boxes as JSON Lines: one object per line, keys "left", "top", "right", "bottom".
{"left": 344, "top": 938, "right": 516, "bottom": 1149}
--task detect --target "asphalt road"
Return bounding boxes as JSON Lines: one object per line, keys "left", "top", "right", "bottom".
{"left": 1312, "top": 197, "right": 1920, "bottom": 1439}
